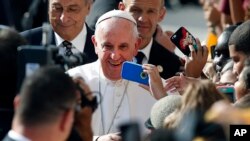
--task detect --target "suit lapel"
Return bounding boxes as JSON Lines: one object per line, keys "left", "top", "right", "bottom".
{"left": 148, "top": 40, "right": 159, "bottom": 64}
{"left": 83, "top": 24, "right": 98, "bottom": 63}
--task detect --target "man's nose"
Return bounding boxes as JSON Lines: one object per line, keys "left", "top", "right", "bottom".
{"left": 233, "top": 66, "right": 239, "bottom": 77}
{"left": 138, "top": 13, "right": 147, "bottom": 22}
{"left": 60, "top": 11, "right": 70, "bottom": 23}
{"left": 110, "top": 50, "right": 121, "bottom": 60}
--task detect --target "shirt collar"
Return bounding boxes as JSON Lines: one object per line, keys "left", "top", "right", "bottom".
{"left": 8, "top": 130, "right": 31, "bottom": 141}
{"left": 54, "top": 23, "right": 87, "bottom": 53}
{"left": 139, "top": 38, "right": 153, "bottom": 62}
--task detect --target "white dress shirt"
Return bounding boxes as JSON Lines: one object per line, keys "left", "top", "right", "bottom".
{"left": 138, "top": 38, "right": 153, "bottom": 64}
{"left": 8, "top": 130, "right": 31, "bottom": 141}
{"left": 55, "top": 23, "right": 87, "bottom": 55}
{"left": 67, "top": 60, "right": 157, "bottom": 137}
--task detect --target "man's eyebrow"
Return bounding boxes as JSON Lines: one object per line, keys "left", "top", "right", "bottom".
{"left": 68, "top": 4, "right": 80, "bottom": 8}
{"left": 51, "top": 3, "right": 61, "bottom": 6}
{"left": 51, "top": 3, "right": 79, "bottom": 8}
{"left": 101, "top": 42, "right": 112, "bottom": 46}
{"left": 120, "top": 43, "right": 129, "bottom": 46}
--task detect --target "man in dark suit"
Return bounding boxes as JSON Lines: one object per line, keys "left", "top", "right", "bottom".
{"left": 2, "top": 66, "right": 77, "bottom": 141}
{"left": 119, "top": 0, "right": 181, "bottom": 79}
{"left": 3, "top": 67, "right": 95, "bottom": 141}
{"left": 21, "top": 0, "right": 98, "bottom": 64}
{"left": 119, "top": 0, "right": 207, "bottom": 79}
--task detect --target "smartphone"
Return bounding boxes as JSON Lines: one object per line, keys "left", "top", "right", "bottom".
{"left": 119, "top": 122, "right": 141, "bottom": 141}
{"left": 170, "top": 27, "right": 197, "bottom": 56}
{"left": 121, "top": 61, "right": 149, "bottom": 85}
{"left": 217, "top": 85, "right": 235, "bottom": 102}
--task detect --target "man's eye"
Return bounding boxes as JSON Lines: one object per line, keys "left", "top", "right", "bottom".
{"left": 130, "top": 8, "right": 140, "bottom": 13}
{"left": 120, "top": 45, "right": 128, "bottom": 51}
{"left": 102, "top": 45, "right": 113, "bottom": 51}
{"left": 148, "top": 10, "right": 156, "bottom": 14}
{"left": 69, "top": 7, "right": 79, "bottom": 12}
{"left": 53, "top": 6, "right": 63, "bottom": 11}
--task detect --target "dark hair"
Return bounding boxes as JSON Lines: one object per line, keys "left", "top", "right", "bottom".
{"left": 17, "top": 66, "right": 77, "bottom": 126}
{"left": 0, "top": 27, "right": 27, "bottom": 109}
{"left": 182, "top": 80, "right": 227, "bottom": 112}
{"left": 215, "top": 24, "right": 238, "bottom": 58}
{"left": 165, "top": 80, "right": 228, "bottom": 129}
{"left": 228, "top": 20, "right": 250, "bottom": 55}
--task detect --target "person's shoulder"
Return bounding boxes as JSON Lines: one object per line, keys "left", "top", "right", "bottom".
{"left": 152, "top": 40, "right": 172, "bottom": 53}
{"left": 2, "top": 132, "right": 16, "bottom": 141}
{"left": 85, "top": 23, "right": 94, "bottom": 34}
{"left": 67, "top": 61, "right": 98, "bottom": 77}
{"left": 151, "top": 39, "right": 179, "bottom": 58}
{"left": 20, "top": 27, "right": 43, "bottom": 37}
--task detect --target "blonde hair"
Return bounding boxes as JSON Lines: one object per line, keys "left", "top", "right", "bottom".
{"left": 164, "top": 80, "right": 228, "bottom": 129}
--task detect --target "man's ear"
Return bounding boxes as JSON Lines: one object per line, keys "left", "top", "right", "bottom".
{"left": 91, "top": 35, "right": 99, "bottom": 54}
{"left": 134, "top": 37, "right": 142, "bottom": 56}
{"left": 59, "top": 110, "right": 74, "bottom": 131}
{"left": 14, "top": 95, "right": 20, "bottom": 110}
{"left": 86, "top": 1, "right": 92, "bottom": 15}
{"left": 118, "top": 1, "right": 126, "bottom": 10}
{"left": 158, "top": 7, "right": 167, "bottom": 22}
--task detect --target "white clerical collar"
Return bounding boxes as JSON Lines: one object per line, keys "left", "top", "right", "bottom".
{"left": 8, "top": 130, "right": 31, "bottom": 141}
{"left": 139, "top": 38, "right": 153, "bottom": 63}
{"left": 54, "top": 23, "right": 87, "bottom": 53}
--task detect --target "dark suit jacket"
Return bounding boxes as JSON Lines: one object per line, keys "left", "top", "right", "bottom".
{"left": 148, "top": 40, "right": 181, "bottom": 79}
{"left": 20, "top": 24, "right": 98, "bottom": 64}
{"left": 0, "top": 109, "right": 13, "bottom": 140}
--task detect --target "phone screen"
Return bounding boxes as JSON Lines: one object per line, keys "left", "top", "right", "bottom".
{"left": 170, "top": 27, "right": 197, "bottom": 56}
{"left": 217, "top": 86, "right": 235, "bottom": 102}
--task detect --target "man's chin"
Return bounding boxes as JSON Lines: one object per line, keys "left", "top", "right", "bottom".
{"left": 106, "top": 75, "right": 122, "bottom": 81}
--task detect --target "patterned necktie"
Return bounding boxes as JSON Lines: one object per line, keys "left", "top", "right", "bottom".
{"left": 135, "top": 52, "right": 145, "bottom": 64}
{"left": 62, "top": 40, "right": 73, "bottom": 56}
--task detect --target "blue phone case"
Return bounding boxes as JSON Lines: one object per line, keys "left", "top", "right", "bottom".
{"left": 121, "top": 61, "right": 149, "bottom": 85}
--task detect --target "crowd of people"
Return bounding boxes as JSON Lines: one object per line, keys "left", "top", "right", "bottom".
{"left": 1, "top": 0, "right": 250, "bottom": 141}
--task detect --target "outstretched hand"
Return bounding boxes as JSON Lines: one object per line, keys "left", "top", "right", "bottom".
{"left": 139, "top": 64, "right": 166, "bottom": 100}
{"left": 184, "top": 38, "right": 208, "bottom": 78}
{"left": 164, "top": 73, "right": 199, "bottom": 95}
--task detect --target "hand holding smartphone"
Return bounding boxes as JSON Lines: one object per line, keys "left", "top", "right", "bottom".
{"left": 170, "top": 27, "right": 197, "bottom": 56}
{"left": 121, "top": 61, "right": 149, "bottom": 85}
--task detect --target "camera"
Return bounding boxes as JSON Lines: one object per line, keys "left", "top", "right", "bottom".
{"left": 17, "top": 23, "right": 88, "bottom": 91}
{"left": 17, "top": 44, "right": 87, "bottom": 92}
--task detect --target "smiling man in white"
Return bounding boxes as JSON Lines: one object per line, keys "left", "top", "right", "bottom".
{"left": 67, "top": 10, "right": 166, "bottom": 141}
